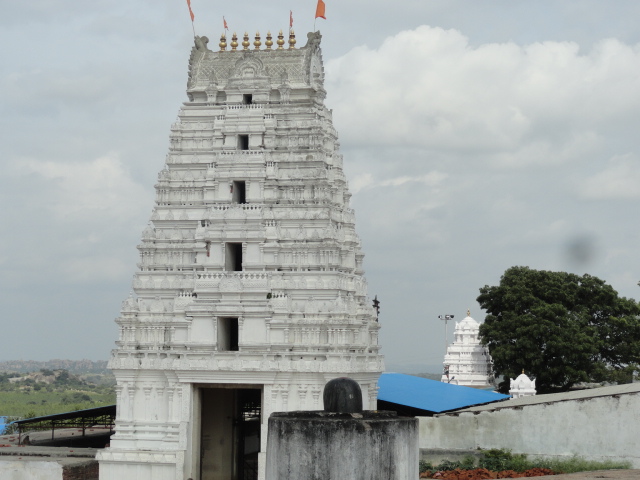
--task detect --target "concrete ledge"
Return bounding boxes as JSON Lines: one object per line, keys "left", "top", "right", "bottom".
{"left": 537, "top": 470, "right": 640, "bottom": 479}
{"left": 0, "top": 446, "right": 97, "bottom": 459}
{"left": 420, "top": 448, "right": 481, "bottom": 466}
{"left": 0, "top": 447, "right": 98, "bottom": 480}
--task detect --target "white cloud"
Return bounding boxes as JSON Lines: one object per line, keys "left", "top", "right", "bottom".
{"left": 580, "top": 154, "right": 640, "bottom": 199}
{"left": 16, "top": 154, "right": 152, "bottom": 221}
{"left": 326, "top": 27, "right": 640, "bottom": 168}
{"left": 350, "top": 173, "right": 374, "bottom": 194}
{"left": 379, "top": 173, "right": 447, "bottom": 188}
{"left": 3, "top": 70, "right": 114, "bottom": 109}
{"left": 63, "top": 256, "right": 132, "bottom": 283}
{"left": 350, "top": 171, "right": 447, "bottom": 194}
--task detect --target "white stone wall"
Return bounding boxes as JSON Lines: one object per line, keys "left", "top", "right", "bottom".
{"left": 0, "top": 460, "right": 62, "bottom": 480}
{"left": 419, "top": 390, "right": 640, "bottom": 467}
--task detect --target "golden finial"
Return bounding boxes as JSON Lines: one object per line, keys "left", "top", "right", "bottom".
{"left": 288, "top": 29, "right": 296, "bottom": 49}
{"left": 219, "top": 33, "right": 227, "bottom": 51}
{"left": 277, "top": 30, "right": 285, "bottom": 50}
{"left": 254, "top": 31, "right": 262, "bottom": 50}
{"left": 522, "top": 369, "right": 525, "bottom": 374}
{"left": 467, "top": 309, "right": 471, "bottom": 317}
{"left": 265, "top": 31, "right": 273, "bottom": 50}
{"left": 231, "top": 32, "right": 238, "bottom": 51}
{"left": 242, "top": 32, "right": 250, "bottom": 50}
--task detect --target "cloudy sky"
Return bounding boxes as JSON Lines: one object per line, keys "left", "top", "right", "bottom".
{"left": 2, "top": 1, "right": 640, "bottom": 373}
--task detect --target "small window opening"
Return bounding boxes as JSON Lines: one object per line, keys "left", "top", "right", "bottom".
{"left": 225, "top": 243, "right": 243, "bottom": 271}
{"left": 242, "top": 94, "right": 253, "bottom": 105}
{"left": 238, "top": 135, "right": 249, "bottom": 151}
{"left": 218, "top": 317, "right": 239, "bottom": 351}
{"left": 232, "top": 181, "right": 246, "bottom": 204}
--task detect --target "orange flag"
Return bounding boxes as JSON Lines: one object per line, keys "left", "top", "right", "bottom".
{"left": 186, "top": 0, "right": 195, "bottom": 21}
{"left": 223, "top": 16, "right": 228, "bottom": 30}
{"left": 315, "top": 0, "right": 326, "bottom": 20}
{"left": 290, "top": 10, "right": 294, "bottom": 28}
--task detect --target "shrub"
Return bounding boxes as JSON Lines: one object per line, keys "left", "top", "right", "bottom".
{"left": 61, "top": 392, "right": 91, "bottom": 404}
{"left": 421, "top": 450, "right": 631, "bottom": 475}
{"left": 419, "top": 456, "right": 476, "bottom": 473}
{"left": 419, "top": 460, "right": 433, "bottom": 473}
{"left": 479, "top": 449, "right": 532, "bottom": 472}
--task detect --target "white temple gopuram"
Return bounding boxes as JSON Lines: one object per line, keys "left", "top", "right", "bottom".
{"left": 97, "top": 30, "right": 384, "bottom": 480}
{"left": 509, "top": 371, "right": 537, "bottom": 398}
{"left": 441, "top": 310, "right": 494, "bottom": 388}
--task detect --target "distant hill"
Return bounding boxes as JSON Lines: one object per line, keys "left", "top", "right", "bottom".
{"left": 0, "top": 359, "right": 109, "bottom": 374}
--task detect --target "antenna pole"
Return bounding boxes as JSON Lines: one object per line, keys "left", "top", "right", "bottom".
{"left": 438, "top": 314, "right": 455, "bottom": 354}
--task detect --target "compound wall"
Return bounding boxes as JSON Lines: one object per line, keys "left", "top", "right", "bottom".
{"left": 419, "top": 389, "right": 640, "bottom": 467}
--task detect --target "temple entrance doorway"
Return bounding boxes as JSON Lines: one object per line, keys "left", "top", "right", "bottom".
{"left": 199, "top": 387, "right": 261, "bottom": 480}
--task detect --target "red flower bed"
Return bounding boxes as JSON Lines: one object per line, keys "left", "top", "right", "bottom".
{"left": 420, "top": 467, "right": 556, "bottom": 479}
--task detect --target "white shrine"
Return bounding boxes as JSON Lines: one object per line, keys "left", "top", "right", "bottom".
{"left": 97, "top": 31, "right": 384, "bottom": 480}
{"left": 510, "top": 371, "right": 537, "bottom": 398}
{"left": 441, "top": 310, "right": 494, "bottom": 388}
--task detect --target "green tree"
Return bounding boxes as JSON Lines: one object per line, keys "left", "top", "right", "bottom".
{"left": 478, "top": 266, "right": 640, "bottom": 393}
{"left": 55, "top": 370, "right": 70, "bottom": 383}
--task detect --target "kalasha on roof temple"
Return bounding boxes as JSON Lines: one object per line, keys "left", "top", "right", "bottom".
{"left": 96, "top": 30, "right": 385, "bottom": 480}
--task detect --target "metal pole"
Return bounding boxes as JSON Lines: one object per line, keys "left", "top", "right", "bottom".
{"left": 444, "top": 318, "right": 448, "bottom": 352}
{"left": 438, "top": 314, "right": 455, "bottom": 355}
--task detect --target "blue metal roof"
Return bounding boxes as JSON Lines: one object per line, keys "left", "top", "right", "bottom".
{"left": 378, "top": 373, "right": 510, "bottom": 414}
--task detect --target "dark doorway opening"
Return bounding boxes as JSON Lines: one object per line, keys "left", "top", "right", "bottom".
{"left": 232, "top": 181, "right": 246, "bottom": 204}
{"left": 218, "top": 317, "right": 239, "bottom": 351}
{"left": 225, "top": 243, "right": 243, "bottom": 271}
{"left": 200, "top": 388, "right": 261, "bottom": 480}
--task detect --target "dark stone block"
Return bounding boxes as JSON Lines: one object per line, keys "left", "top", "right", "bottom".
{"left": 323, "top": 377, "right": 363, "bottom": 413}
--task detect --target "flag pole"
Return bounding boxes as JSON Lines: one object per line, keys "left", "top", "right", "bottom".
{"left": 186, "top": 0, "right": 196, "bottom": 38}
{"left": 314, "top": 0, "right": 326, "bottom": 32}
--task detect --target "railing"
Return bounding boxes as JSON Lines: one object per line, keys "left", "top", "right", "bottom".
{"left": 225, "top": 104, "right": 264, "bottom": 111}
{"left": 195, "top": 272, "right": 272, "bottom": 290}
{"left": 219, "top": 150, "right": 265, "bottom": 156}
{"left": 208, "top": 203, "right": 264, "bottom": 212}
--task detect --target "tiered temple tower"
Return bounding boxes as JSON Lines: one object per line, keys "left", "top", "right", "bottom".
{"left": 97, "top": 31, "right": 384, "bottom": 480}
{"left": 441, "top": 310, "right": 494, "bottom": 388}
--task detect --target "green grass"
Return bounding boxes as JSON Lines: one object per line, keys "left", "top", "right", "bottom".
{"left": 419, "top": 449, "right": 631, "bottom": 474}
{"left": 0, "top": 389, "right": 115, "bottom": 418}
{"left": 0, "top": 390, "right": 116, "bottom": 418}
{"left": 533, "top": 456, "right": 632, "bottom": 474}
{"left": 0, "top": 369, "right": 115, "bottom": 420}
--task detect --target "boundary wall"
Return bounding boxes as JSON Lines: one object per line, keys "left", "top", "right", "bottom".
{"left": 419, "top": 383, "right": 640, "bottom": 467}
